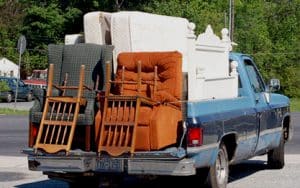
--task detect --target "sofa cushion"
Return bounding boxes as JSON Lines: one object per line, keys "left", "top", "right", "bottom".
{"left": 115, "top": 51, "right": 182, "bottom": 105}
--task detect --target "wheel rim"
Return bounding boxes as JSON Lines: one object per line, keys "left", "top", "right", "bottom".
{"left": 216, "top": 149, "right": 227, "bottom": 185}
{"left": 7, "top": 94, "right": 12, "bottom": 102}
{"left": 27, "top": 93, "right": 32, "bottom": 101}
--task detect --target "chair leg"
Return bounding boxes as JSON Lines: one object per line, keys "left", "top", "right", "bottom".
{"left": 85, "top": 125, "right": 91, "bottom": 151}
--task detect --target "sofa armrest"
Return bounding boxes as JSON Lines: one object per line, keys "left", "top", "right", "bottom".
{"left": 29, "top": 87, "right": 68, "bottom": 123}
{"left": 29, "top": 88, "right": 46, "bottom": 115}
{"left": 29, "top": 88, "right": 44, "bottom": 123}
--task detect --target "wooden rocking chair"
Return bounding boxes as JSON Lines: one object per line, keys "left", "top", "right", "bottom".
{"left": 34, "top": 63, "right": 88, "bottom": 154}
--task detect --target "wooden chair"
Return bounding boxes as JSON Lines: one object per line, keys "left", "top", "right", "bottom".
{"left": 97, "top": 61, "right": 157, "bottom": 156}
{"left": 29, "top": 44, "right": 114, "bottom": 152}
{"left": 34, "top": 63, "right": 88, "bottom": 154}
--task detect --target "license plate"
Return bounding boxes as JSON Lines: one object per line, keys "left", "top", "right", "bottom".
{"left": 96, "top": 158, "right": 124, "bottom": 172}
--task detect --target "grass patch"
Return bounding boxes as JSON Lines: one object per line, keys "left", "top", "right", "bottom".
{"left": 290, "top": 98, "right": 300, "bottom": 112}
{"left": 0, "top": 108, "right": 29, "bottom": 115}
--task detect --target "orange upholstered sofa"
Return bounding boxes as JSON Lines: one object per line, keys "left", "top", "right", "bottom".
{"left": 114, "top": 51, "right": 183, "bottom": 150}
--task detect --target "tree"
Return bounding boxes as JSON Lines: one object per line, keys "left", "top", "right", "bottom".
{"left": 234, "top": 0, "right": 300, "bottom": 97}
{"left": 0, "top": 0, "right": 299, "bottom": 97}
{"left": 0, "top": 0, "right": 25, "bottom": 63}
{"left": 0, "top": 80, "right": 9, "bottom": 92}
{"left": 140, "top": 0, "right": 227, "bottom": 35}
{"left": 264, "top": 0, "right": 300, "bottom": 97}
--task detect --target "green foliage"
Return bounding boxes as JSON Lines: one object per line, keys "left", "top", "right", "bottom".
{"left": 0, "top": 81, "right": 9, "bottom": 92}
{"left": 0, "top": 0, "right": 299, "bottom": 97}
{"left": 234, "top": 0, "right": 300, "bottom": 97}
{"left": 22, "top": 4, "right": 66, "bottom": 48}
{"left": 290, "top": 98, "right": 300, "bottom": 112}
{"left": 140, "top": 0, "right": 227, "bottom": 35}
{"left": 0, "top": 0, "right": 25, "bottom": 62}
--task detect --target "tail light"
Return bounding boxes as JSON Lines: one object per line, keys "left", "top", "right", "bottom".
{"left": 29, "top": 123, "right": 39, "bottom": 147}
{"left": 187, "top": 127, "right": 203, "bottom": 147}
{"left": 32, "top": 125, "right": 38, "bottom": 138}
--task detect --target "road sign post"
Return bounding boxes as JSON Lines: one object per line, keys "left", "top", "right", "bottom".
{"left": 15, "top": 35, "right": 26, "bottom": 111}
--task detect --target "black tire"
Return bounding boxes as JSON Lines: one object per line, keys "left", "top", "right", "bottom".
{"left": 207, "top": 143, "right": 229, "bottom": 188}
{"left": 268, "top": 130, "right": 285, "bottom": 169}
{"left": 196, "top": 168, "right": 209, "bottom": 186}
{"left": 6, "top": 93, "right": 12, "bottom": 103}
{"left": 26, "top": 92, "right": 33, "bottom": 102}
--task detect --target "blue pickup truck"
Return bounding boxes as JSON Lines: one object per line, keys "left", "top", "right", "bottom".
{"left": 185, "top": 52, "right": 291, "bottom": 187}
{"left": 23, "top": 11, "right": 291, "bottom": 188}
{"left": 23, "top": 52, "right": 291, "bottom": 188}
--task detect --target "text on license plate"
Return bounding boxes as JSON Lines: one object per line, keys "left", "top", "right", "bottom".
{"left": 96, "top": 158, "right": 124, "bottom": 172}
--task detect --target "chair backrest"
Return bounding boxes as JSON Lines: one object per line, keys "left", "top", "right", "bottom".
{"left": 47, "top": 43, "right": 114, "bottom": 98}
{"left": 115, "top": 51, "right": 183, "bottom": 105}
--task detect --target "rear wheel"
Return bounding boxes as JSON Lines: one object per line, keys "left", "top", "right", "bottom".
{"left": 268, "top": 130, "right": 285, "bottom": 169}
{"left": 6, "top": 93, "right": 12, "bottom": 103}
{"left": 26, "top": 92, "right": 33, "bottom": 102}
{"left": 196, "top": 168, "right": 209, "bottom": 185}
{"left": 207, "top": 143, "right": 229, "bottom": 188}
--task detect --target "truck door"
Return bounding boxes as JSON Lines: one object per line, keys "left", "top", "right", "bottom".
{"left": 243, "top": 58, "right": 271, "bottom": 155}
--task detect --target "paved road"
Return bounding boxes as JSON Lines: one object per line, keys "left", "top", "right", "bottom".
{"left": 0, "top": 101, "right": 34, "bottom": 111}
{"left": 0, "top": 113, "right": 299, "bottom": 188}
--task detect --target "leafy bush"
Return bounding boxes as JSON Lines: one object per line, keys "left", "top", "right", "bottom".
{"left": 0, "top": 81, "right": 10, "bottom": 92}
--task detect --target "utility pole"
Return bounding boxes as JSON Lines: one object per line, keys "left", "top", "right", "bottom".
{"left": 224, "top": 11, "right": 227, "bottom": 28}
{"left": 15, "top": 35, "right": 26, "bottom": 111}
{"left": 229, "top": 0, "right": 235, "bottom": 41}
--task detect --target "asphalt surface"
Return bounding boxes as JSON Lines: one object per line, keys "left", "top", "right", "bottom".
{"left": 0, "top": 107, "right": 299, "bottom": 187}
{"left": 0, "top": 155, "right": 299, "bottom": 188}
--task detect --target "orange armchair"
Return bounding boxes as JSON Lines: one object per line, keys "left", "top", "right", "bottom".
{"left": 115, "top": 51, "right": 183, "bottom": 151}
{"left": 97, "top": 51, "right": 183, "bottom": 156}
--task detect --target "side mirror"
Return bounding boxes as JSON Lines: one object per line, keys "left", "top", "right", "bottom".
{"left": 269, "top": 78, "right": 280, "bottom": 92}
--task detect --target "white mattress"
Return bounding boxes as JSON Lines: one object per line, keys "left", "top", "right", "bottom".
{"left": 64, "top": 34, "right": 84, "bottom": 45}
{"left": 84, "top": 11, "right": 112, "bottom": 45}
{"left": 111, "top": 11, "right": 190, "bottom": 72}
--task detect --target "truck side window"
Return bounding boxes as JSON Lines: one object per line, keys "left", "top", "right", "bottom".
{"left": 244, "top": 59, "right": 265, "bottom": 93}
{"left": 19, "top": 80, "right": 25, "bottom": 87}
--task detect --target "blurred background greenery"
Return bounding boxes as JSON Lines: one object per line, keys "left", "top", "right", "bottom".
{"left": 0, "top": 0, "right": 299, "bottom": 100}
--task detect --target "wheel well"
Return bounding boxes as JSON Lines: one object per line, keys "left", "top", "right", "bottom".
{"left": 283, "top": 116, "right": 290, "bottom": 141}
{"left": 221, "top": 134, "right": 237, "bottom": 161}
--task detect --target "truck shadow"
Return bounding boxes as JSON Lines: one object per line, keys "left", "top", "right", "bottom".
{"left": 16, "top": 159, "right": 268, "bottom": 188}
{"left": 228, "top": 159, "right": 267, "bottom": 183}
{"left": 16, "top": 180, "right": 68, "bottom": 188}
